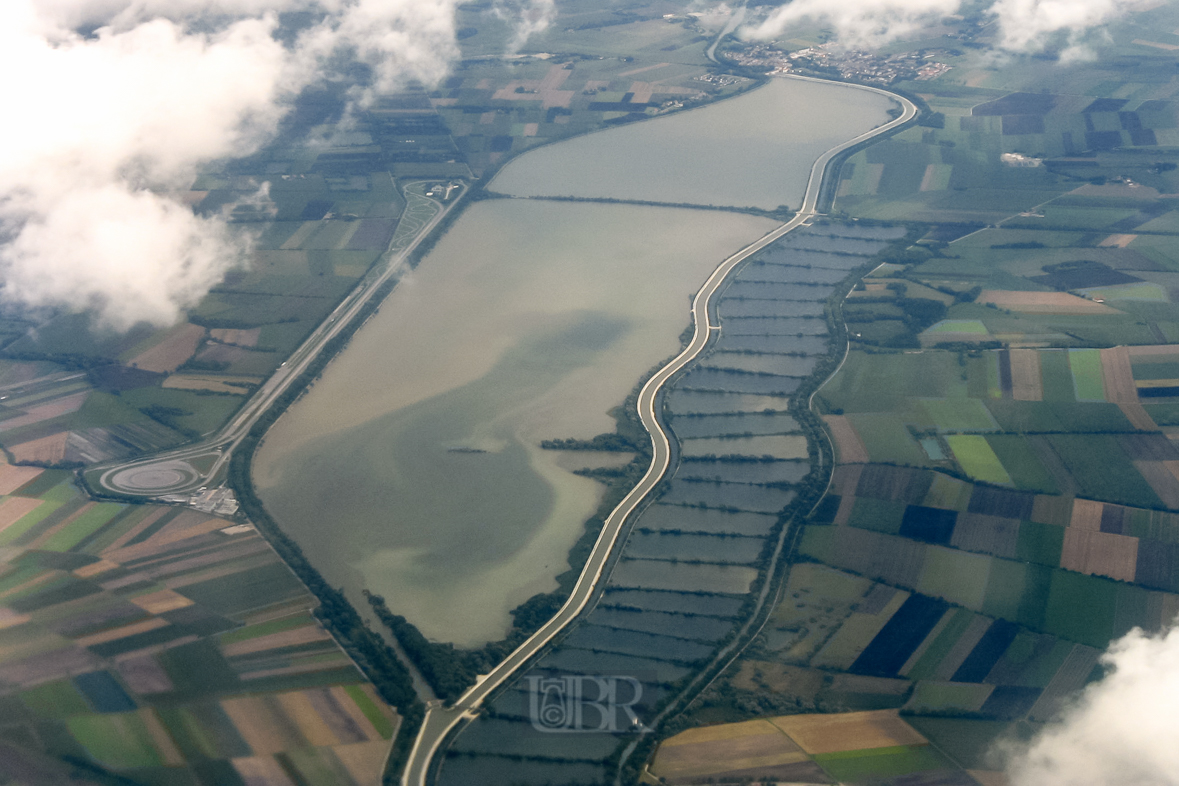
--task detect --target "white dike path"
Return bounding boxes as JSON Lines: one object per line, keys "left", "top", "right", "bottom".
{"left": 400, "top": 76, "right": 917, "bottom": 786}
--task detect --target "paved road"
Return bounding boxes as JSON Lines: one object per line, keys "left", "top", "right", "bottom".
{"left": 401, "top": 79, "right": 916, "bottom": 786}
{"left": 90, "top": 183, "right": 459, "bottom": 499}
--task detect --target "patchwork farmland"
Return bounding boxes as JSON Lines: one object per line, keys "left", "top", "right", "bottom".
{"left": 0, "top": 462, "right": 399, "bottom": 784}
{"left": 17, "top": 2, "right": 1179, "bottom": 782}
{"left": 650, "top": 709, "right": 976, "bottom": 785}
{"left": 625, "top": 7, "right": 1179, "bottom": 784}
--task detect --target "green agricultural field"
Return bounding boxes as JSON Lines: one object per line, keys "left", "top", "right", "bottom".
{"left": 799, "top": 525, "right": 837, "bottom": 564}
{"left": 120, "top": 388, "right": 246, "bottom": 438}
{"left": 904, "top": 608, "right": 976, "bottom": 681}
{"left": 847, "top": 497, "right": 907, "bottom": 535}
{"left": 922, "top": 473, "right": 974, "bottom": 511}
{"left": 1045, "top": 570, "right": 1119, "bottom": 648}
{"left": 20, "top": 680, "right": 90, "bottom": 719}
{"left": 904, "top": 717, "right": 1025, "bottom": 771}
{"left": 1131, "top": 361, "right": 1179, "bottom": 381}
{"left": 1016, "top": 520, "right": 1066, "bottom": 566}
{"left": 980, "top": 352, "right": 1002, "bottom": 400}
{"left": 72, "top": 392, "right": 159, "bottom": 431}
{"left": 918, "top": 547, "right": 992, "bottom": 610}
{"left": 812, "top": 590, "right": 910, "bottom": 671}
{"left": 1144, "top": 402, "right": 1179, "bottom": 425}
{"left": 986, "top": 436, "right": 1058, "bottom": 494}
{"left": 814, "top": 745, "right": 952, "bottom": 782}
{"left": 1082, "top": 282, "right": 1168, "bottom": 302}
{"left": 1068, "top": 349, "right": 1106, "bottom": 401}
{"left": 849, "top": 413, "right": 931, "bottom": 466}
{"left": 67, "top": 714, "right": 162, "bottom": 770}
{"left": 954, "top": 228, "right": 1084, "bottom": 250}
{"left": 1038, "top": 351, "right": 1077, "bottom": 402}
{"left": 347, "top": 683, "right": 398, "bottom": 738}
{"left": 38, "top": 503, "right": 124, "bottom": 552}
{"left": 218, "top": 611, "right": 318, "bottom": 645}
{"left": 0, "top": 501, "right": 63, "bottom": 547}
{"left": 1047, "top": 434, "right": 1163, "bottom": 508}
{"left": 946, "top": 435, "right": 1012, "bottom": 486}
{"left": 920, "top": 398, "right": 998, "bottom": 432}
{"left": 1131, "top": 234, "right": 1179, "bottom": 270}
{"left": 1015, "top": 637, "right": 1077, "bottom": 690}
{"left": 821, "top": 353, "right": 964, "bottom": 412}
{"left": 925, "top": 319, "right": 988, "bottom": 335}
{"left": 985, "top": 401, "right": 1133, "bottom": 433}
{"left": 982, "top": 559, "right": 1052, "bottom": 630}
{"left": 905, "top": 682, "right": 992, "bottom": 714}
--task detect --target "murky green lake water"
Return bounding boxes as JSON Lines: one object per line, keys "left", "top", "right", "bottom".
{"left": 253, "top": 77, "right": 893, "bottom": 646}
{"left": 490, "top": 78, "right": 896, "bottom": 210}
{"left": 255, "top": 201, "right": 776, "bottom": 644}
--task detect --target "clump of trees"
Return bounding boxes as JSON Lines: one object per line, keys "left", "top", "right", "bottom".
{"left": 139, "top": 404, "right": 201, "bottom": 441}
{"left": 366, "top": 592, "right": 476, "bottom": 703}
{"left": 540, "top": 432, "right": 638, "bottom": 452}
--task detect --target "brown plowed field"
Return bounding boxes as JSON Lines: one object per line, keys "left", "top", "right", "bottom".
{"left": 1119, "top": 402, "right": 1158, "bottom": 431}
{"left": 1128, "top": 344, "right": 1179, "bottom": 357}
{"left": 1099, "top": 233, "right": 1137, "bottom": 248}
{"left": 221, "top": 624, "right": 332, "bottom": 657}
{"left": 977, "top": 290, "right": 1119, "bottom": 314}
{"left": 8, "top": 432, "right": 68, "bottom": 465}
{"left": 129, "top": 323, "right": 205, "bottom": 373}
{"left": 1100, "top": 346, "right": 1137, "bottom": 403}
{"left": 652, "top": 719, "right": 807, "bottom": 779}
{"left": 0, "top": 496, "right": 44, "bottom": 533}
{"left": 831, "top": 464, "right": 864, "bottom": 496}
{"left": 1060, "top": 528, "right": 1138, "bottom": 582}
{"left": 823, "top": 415, "right": 869, "bottom": 463}
{"left": 1135, "top": 460, "right": 1179, "bottom": 508}
{"left": 770, "top": 709, "right": 928, "bottom": 755}
{"left": 1069, "top": 498, "right": 1104, "bottom": 530}
{"left": 209, "top": 328, "right": 261, "bottom": 347}
{"left": 0, "top": 464, "right": 43, "bottom": 496}
{"left": 856, "top": 464, "right": 933, "bottom": 503}
{"left": 1009, "top": 349, "right": 1043, "bottom": 401}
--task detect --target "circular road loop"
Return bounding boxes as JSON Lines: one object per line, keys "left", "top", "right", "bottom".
{"left": 106, "top": 460, "right": 201, "bottom": 495}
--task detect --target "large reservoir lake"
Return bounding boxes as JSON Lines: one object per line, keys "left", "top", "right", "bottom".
{"left": 253, "top": 78, "right": 896, "bottom": 646}
{"left": 490, "top": 78, "right": 895, "bottom": 210}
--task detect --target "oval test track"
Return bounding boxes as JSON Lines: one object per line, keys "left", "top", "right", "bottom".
{"left": 401, "top": 76, "right": 916, "bottom": 786}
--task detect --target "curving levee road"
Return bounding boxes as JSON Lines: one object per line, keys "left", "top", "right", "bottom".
{"left": 401, "top": 77, "right": 916, "bottom": 786}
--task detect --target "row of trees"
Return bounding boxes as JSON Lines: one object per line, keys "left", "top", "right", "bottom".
{"left": 225, "top": 276, "right": 426, "bottom": 782}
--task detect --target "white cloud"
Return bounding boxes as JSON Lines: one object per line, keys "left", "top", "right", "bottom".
{"left": 742, "top": 0, "right": 961, "bottom": 49}
{"left": 1, "top": 0, "right": 557, "bottom": 331}
{"left": 3, "top": 188, "right": 251, "bottom": 329}
{"left": 742, "top": 0, "right": 1136, "bottom": 54}
{"left": 990, "top": 0, "right": 1134, "bottom": 53}
{"left": 1005, "top": 620, "right": 1179, "bottom": 785}
{"left": 0, "top": 2, "right": 291, "bottom": 329}
{"left": 298, "top": 0, "right": 460, "bottom": 98}
{"left": 492, "top": 0, "right": 557, "bottom": 54}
